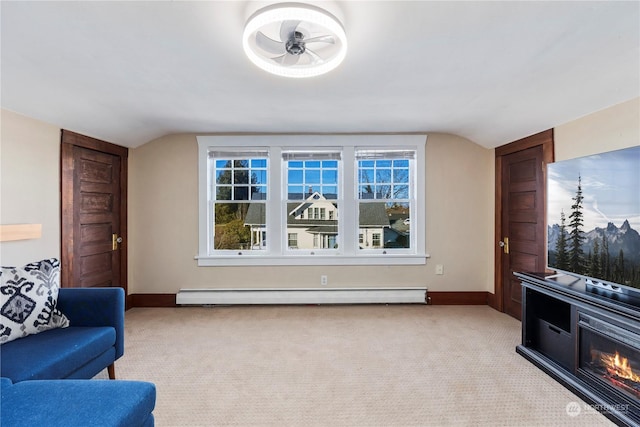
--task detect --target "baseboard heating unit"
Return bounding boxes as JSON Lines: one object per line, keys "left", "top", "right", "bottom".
{"left": 176, "top": 288, "right": 428, "bottom": 306}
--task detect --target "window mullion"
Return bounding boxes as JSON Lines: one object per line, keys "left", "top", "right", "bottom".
{"left": 342, "top": 147, "right": 356, "bottom": 255}
{"left": 270, "top": 146, "right": 283, "bottom": 255}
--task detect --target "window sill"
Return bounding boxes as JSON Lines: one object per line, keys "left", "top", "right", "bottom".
{"left": 195, "top": 254, "right": 430, "bottom": 266}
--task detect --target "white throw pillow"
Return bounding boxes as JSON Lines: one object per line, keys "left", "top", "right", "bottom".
{"left": 0, "top": 258, "right": 69, "bottom": 344}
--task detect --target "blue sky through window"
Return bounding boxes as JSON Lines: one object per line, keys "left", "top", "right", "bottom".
{"left": 358, "top": 158, "right": 410, "bottom": 200}
{"left": 287, "top": 160, "right": 339, "bottom": 200}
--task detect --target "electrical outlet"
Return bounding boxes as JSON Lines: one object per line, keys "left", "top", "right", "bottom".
{"left": 321, "top": 275, "right": 328, "bottom": 285}
{"left": 435, "top": 264, "right": 444, "bottom": 275}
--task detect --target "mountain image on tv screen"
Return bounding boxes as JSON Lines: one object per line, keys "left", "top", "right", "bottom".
{"left": 547, "top": 145, "right": 640, "bottom": 289}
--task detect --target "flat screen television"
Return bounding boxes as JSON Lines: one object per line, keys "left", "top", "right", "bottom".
{"left": 547, "top": 145, "right": 640, "bottom": 293}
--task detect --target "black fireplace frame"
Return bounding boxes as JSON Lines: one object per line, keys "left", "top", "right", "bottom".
{"left": 578, "top": 310, "right": 640, "bottom": 415}
{"left": 516, "top": 272, "right": 640, "bottom": 427}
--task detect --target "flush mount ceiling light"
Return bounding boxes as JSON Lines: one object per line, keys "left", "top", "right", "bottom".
{"left": 242, "top": 3, "right": 347, "bottom": 78}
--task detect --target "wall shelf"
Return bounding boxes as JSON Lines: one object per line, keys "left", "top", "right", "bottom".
{"left": 0, "top": 224, "right": 42, "bottom": 242}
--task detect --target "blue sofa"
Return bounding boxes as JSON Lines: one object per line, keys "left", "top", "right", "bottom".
{"left": 1, "top": 377, "right": 156, "bottom": 427}
{"left": 1, "top": 287, "right": 157, "bottom": 426}
{"left": 0, "top": 287, "right": 125, "bottom": 382}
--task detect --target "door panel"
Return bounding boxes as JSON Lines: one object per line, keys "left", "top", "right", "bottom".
{"left": 502, "top": 146, "right": 544, "bottom": 319}
{"left": 61, "top": 130, "right": 128, "bottom": 292}
{"left": 77, "top": 147, "right": 120, "bottom": 288}
{"left": 494, "top": 130, "right": 553, "bottom": 320}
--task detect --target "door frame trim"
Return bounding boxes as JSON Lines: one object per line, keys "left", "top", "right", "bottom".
{"left": 490, "top": 129, "right": 554, "bottom": 311}
{"left": 60, "top": 130, "right": 128, "bottom": 293}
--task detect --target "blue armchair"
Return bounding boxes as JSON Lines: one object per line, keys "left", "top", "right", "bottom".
{"left": 0, "top": 287, "right": 125, "bottom": 382}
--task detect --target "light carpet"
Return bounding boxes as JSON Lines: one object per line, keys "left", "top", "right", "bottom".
{"left": 100, "top": 304, "right": 614, "bottom": 426}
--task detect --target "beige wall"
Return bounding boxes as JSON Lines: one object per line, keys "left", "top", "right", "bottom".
{"left": 554, "top": 97, "right": 639, "bottom": 160}
{"left": 128, "top": 133, "right": 495, "bottom": 294}
{"left": 0, "top": 110, "right": 60, "bottom": 266}
{"left": 3, "top": 96, "right": 636, "bottom": 293}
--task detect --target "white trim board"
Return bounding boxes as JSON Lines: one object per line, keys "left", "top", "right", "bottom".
{"left": 176, "top": 287, "right": 428, "bottom": 305}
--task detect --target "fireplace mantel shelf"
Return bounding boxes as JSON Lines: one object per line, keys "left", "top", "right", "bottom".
{"left": 515, "top": 272, "right": 640, "bottom": 320}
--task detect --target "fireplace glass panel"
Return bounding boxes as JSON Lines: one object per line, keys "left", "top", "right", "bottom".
{"left": 579, "top": 326, "right": 640, "bottom": 401}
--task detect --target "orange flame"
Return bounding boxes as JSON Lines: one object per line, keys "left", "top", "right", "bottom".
{"left": 601, "top": 351, "right": 640, "bottom": 383}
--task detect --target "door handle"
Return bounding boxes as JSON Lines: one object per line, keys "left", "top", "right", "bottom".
{"left": 112, "top": 233, "right": 123, "bottom": 250}
{"left": 499, "top": 237, "right": 509, "bottom": 254}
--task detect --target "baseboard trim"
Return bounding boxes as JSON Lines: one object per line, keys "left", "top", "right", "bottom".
{"left": 128, "top": 291, "right": 489, "bottom": 308}
{"left": 428, "top": 291, "right": 488, "bottom": 305}
{"left": 176, "top": 288, "right": 428, "bottom": 305}
{"left": 128, "top": 293, "right": 177, "bottom": 308}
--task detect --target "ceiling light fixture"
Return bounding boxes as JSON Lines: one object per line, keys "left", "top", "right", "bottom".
{"left": 242, "top": 3, "right": 347, "bottom": 78}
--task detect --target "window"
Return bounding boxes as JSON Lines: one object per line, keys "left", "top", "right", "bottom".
{"left": 208, "top": 151, "right": 268, "bottom": 251}
{"left": 357, "top": 150, "right": 414, "bottom": 250}
{"left": 197, "top": 136, "right": 426, "bottom": 266}
{"left": 284, "top": 151, "right": 340, "bottom": 253}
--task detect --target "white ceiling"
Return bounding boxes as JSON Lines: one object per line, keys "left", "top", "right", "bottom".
{"left": 1, "top": 1, "right": 638, "bottom": 149}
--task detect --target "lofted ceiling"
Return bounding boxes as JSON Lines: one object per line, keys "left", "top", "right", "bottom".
{"left": 1, "top": 1, "right": 638, "bottom": 149}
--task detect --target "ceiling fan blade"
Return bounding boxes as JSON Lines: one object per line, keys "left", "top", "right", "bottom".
{"left": 282, "top": 53, "right": 301, "bottom": 66}
{"left": 272, "top": 53, "right": 301, "bottom": 66}
{"left": 280, "top": 20, "right": 300, "bottom": 41}
{"left": 303, "top": 35, "right": 335, "bottom": 45}
{"left": 305, "top": 48, "right": 323, "bottom": 65}
{"left": 256, "top": 31, "right": 285, "bottom": 54}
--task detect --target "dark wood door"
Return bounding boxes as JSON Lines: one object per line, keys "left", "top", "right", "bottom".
{"left": 61, "top": 131, "right": 128, "bottom": 290}
{"left": 501, "top": 146, "right": 545, "bottom": 319}
{"left": 494, "top": 130, "right": 553, "bottom": 320}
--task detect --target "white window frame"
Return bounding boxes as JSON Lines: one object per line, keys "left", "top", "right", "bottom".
{"left": 197, "top": 135, "right": 427, "bottom": 266}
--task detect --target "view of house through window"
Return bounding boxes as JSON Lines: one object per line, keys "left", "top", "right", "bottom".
{"left": 209, "top": 148, "right": 415, "bottom": 252}
{"left": 284, "top": 152, "right": 340, "bottom": 251}
{"left": 357, "top": 150, "right": 413, "bottom": 249}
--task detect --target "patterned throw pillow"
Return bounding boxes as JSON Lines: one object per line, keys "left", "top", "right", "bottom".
{"left": 0, "top": 258, "right": 69, "bottom": 344}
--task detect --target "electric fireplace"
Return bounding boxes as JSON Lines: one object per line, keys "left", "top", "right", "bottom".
{"left": 516, "top": 272, "right": 640, "bottom": 426}
{"left": 578, "top": 311, "right": 640, "bottom": 420}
